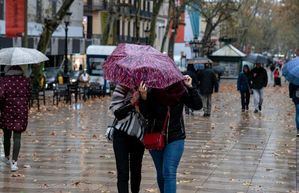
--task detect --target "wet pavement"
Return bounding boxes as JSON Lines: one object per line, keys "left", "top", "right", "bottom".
{"left": 0, "top": 80, "right": 297, "bottom": 193}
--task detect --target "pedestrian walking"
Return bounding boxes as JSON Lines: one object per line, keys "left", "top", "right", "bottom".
{"left": 0, "top": 66, "right": 31, "bottom": 172}
{"left": 197, "top": 63, "right": 218, "bottom": 117}
{"left": 183, "top": 64, "right": 199, "bottom": 115}
{"left": 138, "top": 76, "right": 202, "bottom": 193}
{"left": 237, "top": 65, "right": 252, "bottom": 112}
{"left": 251, "top": 63, "right": 268, "bottom": 113}
{"left": 273, "top": 67, "right": 281, "bottom": 86}
{"left": 289, "top": 83, "right": 299, "bottom": 136}
{"left": 109, "top": 84, "right": 145, "bottom": 193}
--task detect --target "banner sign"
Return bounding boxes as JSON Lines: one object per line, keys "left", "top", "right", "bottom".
{"left": 5, "top": 0, "right": 25, "bottom": 37}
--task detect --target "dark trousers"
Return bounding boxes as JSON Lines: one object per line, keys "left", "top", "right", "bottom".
{"left": 240, "top": 90, "right": 250, "bottom": 110}
{"left": 113, "top": 129, "right": 145, "bottom": 193}
{"left": 3, "top": 129, "right": 21, "bottom": 161}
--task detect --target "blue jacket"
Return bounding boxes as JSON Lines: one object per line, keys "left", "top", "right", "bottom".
{"left": 237, "top": 72, "right": 251, "bottom": 92}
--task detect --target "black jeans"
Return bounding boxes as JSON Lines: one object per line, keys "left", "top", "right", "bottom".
{"left": 3, "top": 129, "right": 21, "bottom": 161}
{"left": 240, "top": 90, "right": 250, "bottom": 109}
{"left": 113, "top": 129, "right": 145, "bottom": 193}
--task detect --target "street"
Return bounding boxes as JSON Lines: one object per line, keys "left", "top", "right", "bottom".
{"left": 0, "top": 80, "right": 297, "bottom": 193}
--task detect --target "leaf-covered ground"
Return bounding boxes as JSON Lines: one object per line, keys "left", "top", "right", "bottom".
{"left": 0, "top": 80, "right": 296, "bottom": 193}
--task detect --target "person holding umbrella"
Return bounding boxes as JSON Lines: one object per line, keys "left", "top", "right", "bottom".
{"left": 0, "top": 66, "right": 31, "bottom": 171}
{"left": 0, "top": 47, "right": 48, "bottom": 171}
{"left": 109, "top": 84, "right": 145, "bottom": 193}
{"left": 283, "top": 49, "right": 299, "bottom": 136}
{"left": 102, "top": 44, "right": 202, "bottom": 193}
{"left": 138, "top": 76, "right": 202, "bottom": 193}
{"left": 251, "top": 63, "right": 268, "bottom": 113}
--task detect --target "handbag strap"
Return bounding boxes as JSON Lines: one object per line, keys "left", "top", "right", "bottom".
{"left": 162, "top": 106, "right": 170, "bottom": 134}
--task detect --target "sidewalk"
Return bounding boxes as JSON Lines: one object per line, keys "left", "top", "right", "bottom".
{"left": 0, "top": 80, "right": 296, "bottom": 193}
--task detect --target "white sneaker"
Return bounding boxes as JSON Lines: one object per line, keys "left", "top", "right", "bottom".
{"left": 11, "top": 161, "right": 18, "bottom": 172}
{"left": 1, "top": 157, "right": 10, "bottom": 165}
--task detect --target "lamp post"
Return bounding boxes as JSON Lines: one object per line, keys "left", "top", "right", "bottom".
{"left": 63, "top": 11, "right": 72, "bottom": 83}
{"left": 189, "top": 36, "right": 201, "bottom": 58}
{"left": 144, "top": 26, "right": 150, "bottom": 45}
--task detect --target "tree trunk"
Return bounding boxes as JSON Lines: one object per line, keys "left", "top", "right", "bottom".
{"left": 160, "top": 17, "right": 171, "bottom": 52}
{"left": 199, "top": 19, "right": 214, "bottom": 56}
{"left": 148, "top": 0, "right": 164, "bottom": 46}
{"left": 37, "top": 0, "right": 75, "bottom": 52}
{"left": 135, "top": 0, "right": 141, "bottom": 43}
{"left": 102, "top": 0, "right": 116, "bottom": 45}
{"left": 168, "top": 6, "right": 180, "bottom": 59}
{"left": 161, "top": 0, "right": 173, "bottom": 52}
{"left": 34, "top": 0, "right": 75, "bottom": 87}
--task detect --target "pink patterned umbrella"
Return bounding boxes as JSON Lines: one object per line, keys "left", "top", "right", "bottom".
{"left": 103, "top": 43, "right": 184, "bottom": 89}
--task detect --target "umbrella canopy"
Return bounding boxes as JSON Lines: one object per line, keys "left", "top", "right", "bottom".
{"left": 244, "top": 53, "right": 269, "bottom": 64}
{"left": 282, "top": 57, "right": 299, "bottom": 85}
{"left": 187, "top": 57, "right": 213, "bottom": 64}
{"left": 194, "top": 63, "right": 205, "bottom": 71}
{"left": 212, "top": 65, "right": 225, "bottom": 75}
{"left": 103, "top": 43, "right": 184, "bottom": 89}
{"left": 0, "top": 47, "right": 48, "bottom": 65}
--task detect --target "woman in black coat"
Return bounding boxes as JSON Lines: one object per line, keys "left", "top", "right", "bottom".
{"left": 138, "top": 75, "right": 202, "bottom": 193}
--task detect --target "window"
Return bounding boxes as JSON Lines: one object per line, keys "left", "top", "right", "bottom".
{"left": 147, "top": 1, "right": 150, "bottom": 12}
{"left": 0, "top": 0, "right": 4, "bottom": 20}
{"left": 36, "top": 0, "right": 42, "bottom": 23}
{"left": 144, "top": 0, "right": 147, "bottom": 11}
{"left": 52, "top": 0, "right": 57, "bottom": 17}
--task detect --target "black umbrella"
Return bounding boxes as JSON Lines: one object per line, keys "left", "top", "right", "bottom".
{"left": 244, "top": 53, "right": 269, "bottom": 64}
{"left": 212, "top": 65, "right": 225, "bottom": 75}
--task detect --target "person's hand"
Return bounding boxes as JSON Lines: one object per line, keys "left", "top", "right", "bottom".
{"left": 131, "top": 91, "right": 140, "bottom": 106}
{"left": 183, "top": 75, "right": 192, "bottom": 88}
{"left": 138, "top": 81, "right": 147, "bottom": 100}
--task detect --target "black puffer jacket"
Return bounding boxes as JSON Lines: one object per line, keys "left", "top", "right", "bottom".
{"left": 139, "top": 87, "right": 202, "bottom": 144}
{"left": 198, "top": 68, "right": 218, "bottom": 95}
{"left": 251, "top": 67, "right": 268, "bottom": 89}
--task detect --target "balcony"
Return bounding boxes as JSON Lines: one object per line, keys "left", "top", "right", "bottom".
{"left": 84, "top": 0, "right": 107, "bottom": 15}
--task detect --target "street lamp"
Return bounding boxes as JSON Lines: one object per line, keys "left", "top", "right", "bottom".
{"left": 144, "top": 26, "right": 150, "bottom": 45}
{"left": 189, "top": 36, "right": 201, "bottom": 58}
{"left": 63, "top": 11, "right": 72, "bottom": 82}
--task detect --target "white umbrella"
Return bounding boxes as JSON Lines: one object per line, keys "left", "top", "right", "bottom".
{"left": 0, "top": 47, "right": 49, "bottom": 65}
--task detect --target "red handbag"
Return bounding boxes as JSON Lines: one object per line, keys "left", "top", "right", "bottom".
{"left": 143, "top": 107, "right": 170, "bottom": 150}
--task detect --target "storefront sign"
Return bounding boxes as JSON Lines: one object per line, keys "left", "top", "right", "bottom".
{"left": 5, "top": 0, "right": 25, "bottom": 37}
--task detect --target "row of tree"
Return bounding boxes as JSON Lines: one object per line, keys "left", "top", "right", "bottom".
{"left": 34, "top": 0, "right": 299, "bottom": 80}
{"left": 224, "top": 0, "right": 299, "bottom": 56}
{"left": 35, "top": 0, "right": 241, "bottom": 68}
{"left": 100, "top": 0, "right": 241, "bottom": 58}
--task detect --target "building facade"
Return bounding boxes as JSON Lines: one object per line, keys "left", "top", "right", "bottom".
{"left": 83, "top": 0, "right": 169, "bottom": 50}
{"left": 0, "top": 0, "right": 87, "bottom": 67}
{"left": 1, "top": 0, "right": 170, "bottom": 68}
